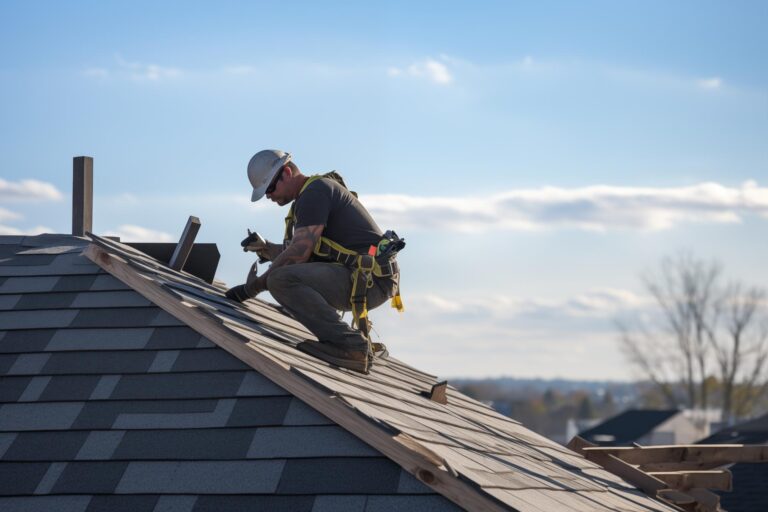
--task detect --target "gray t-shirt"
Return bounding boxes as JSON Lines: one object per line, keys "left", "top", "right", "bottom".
{"left": 294, "top": 176, "right": 382, "bottom": 254}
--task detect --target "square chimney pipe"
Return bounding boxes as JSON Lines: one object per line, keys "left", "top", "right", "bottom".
{"left": 72, "top": 156, "right": 93, "bottom": 236}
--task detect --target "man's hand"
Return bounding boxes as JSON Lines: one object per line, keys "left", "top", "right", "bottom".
{"left": 225, "top": 284, "right": 252, "bottom": 302}
{"left": 242, "top": 230, "right": 273, "bottom": 262}
{"left": 244, "top": 261, "right": 265, "bottom": 296}
{"left": 228, "top": 225, "right": 323, "bottom": 303}
{"left": 225, "top": 262, "right": 266, "bottom": 303}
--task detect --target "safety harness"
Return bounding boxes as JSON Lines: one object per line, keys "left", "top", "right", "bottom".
{"left": 283, "top": 172, "right": 405, "bottom": 340}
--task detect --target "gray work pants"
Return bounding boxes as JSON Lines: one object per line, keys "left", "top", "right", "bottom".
{"left": 266, "top": 262, "right": 398, "bottom": 349}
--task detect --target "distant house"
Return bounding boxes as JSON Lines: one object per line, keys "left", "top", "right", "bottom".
{"left": 698, "top": 413, "right": 768, "bottom": 512}
{"left": 578, "top": 409, "right": 702, "bottom": 446}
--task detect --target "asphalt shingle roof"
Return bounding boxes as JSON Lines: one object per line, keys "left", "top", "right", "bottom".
{"left": 0, "top": 233, "right": 680, "bottom": 511}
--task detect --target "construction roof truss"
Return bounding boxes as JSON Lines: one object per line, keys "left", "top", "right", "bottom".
{"left": 568, "top": 436, "right": 768, "bottom": 512}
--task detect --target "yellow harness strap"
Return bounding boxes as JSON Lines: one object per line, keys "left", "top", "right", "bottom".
{"left": 283, "top": 174, "right": 404, "bottom": 338}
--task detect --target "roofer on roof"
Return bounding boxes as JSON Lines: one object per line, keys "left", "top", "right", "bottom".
{"left": 226, "top": 149, "right": 405, "bottom": 374}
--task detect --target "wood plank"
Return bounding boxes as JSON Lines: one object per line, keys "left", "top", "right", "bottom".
{"left": 648, "top": 470, "right": 732, "bottom": 491}
{"left": 568, "top": 437, "right": 668, "bottom": 496}
{"left": 607, "top": 488, "right": 683, "bottom": 512}
{"left": 685, "top": 488, "right": 721, "bottom": 512}
{"left": 584, "top": 444, "right": 768, "bottom": 465}
{"left": 638, "top": 461, "right": 726, "bottom": 472}
{"left": 83, "top": 242, "right": 510, "bottom": 512}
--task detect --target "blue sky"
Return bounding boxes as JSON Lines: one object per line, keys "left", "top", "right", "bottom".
{"left": 2, "top": 1, "right": 767, "bottom": 379}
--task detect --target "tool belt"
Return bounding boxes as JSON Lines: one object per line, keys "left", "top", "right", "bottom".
{"left": 284, "top": 172, "right": 405, "bottom": 339}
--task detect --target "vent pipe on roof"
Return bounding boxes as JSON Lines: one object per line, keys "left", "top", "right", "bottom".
{"left": 169, "top": 216, "right": 202, "bottom": 271}
{"left": 72, "top": 156, "right": 93, "bottom": 236}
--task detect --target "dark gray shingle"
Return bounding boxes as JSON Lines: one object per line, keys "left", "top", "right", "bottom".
{"left": 0, "top": 276, "right": 60, "bottom": 293}
{"left": 115, "top": 460, "right": 286, "bottom": 493}
{"left": 75, "top": 431, "right": 125, "bottom": 460}
{"left": 51, "top": 275, "right": 98, "bottom": 292}
{"left": 226, "top": 396, "right": 293, "bottom": 427}
{"left": 282, "top": 398, "right": 335, "bottom": 426}
{"left": 0, "top": 462, "right": 50, "bottom": 494}
{"left": 0, "top": 495, "right": 91, "bottom": 512}
{"left": 7, "top": 353, "right": 50, "bottom": 374}
{"left": 0, "top": 310, "right": 78, "bottom": 330}
{"left": 2, "top": 431, "right": 90, "bottom": 461}
{"left": 0, "top": 376, "right": 32, "bottom": 401}
{"left": 170, "top": 349, "right": 250, "bottom": 371}
{"left": 13, "top": 293, "right": 77, "bottom": 310}
{"left": 50, "top": 461, "right": 129, "bottom": 493}
{"left": 0, "top": 295, "right": 20, "bottom": 309}
{"left": 311, "top": 495, "right": 367, "bottom": 512}
{"left": 365, "top": 495, "right": 464, "bottom": 512}
{"left": 112, "top": 372, "right": 236, "bottom": 399}
{"left": 70, "top": 308, "right": 162, "bottom": 328}
{"left": 247, "top": 425, "right": 379, "bottom": 458}
{"left": 85, "top": 495, "right": 159, "bottom": 512}
{"left": 71, "top": 399, "right": 221, "bottom": 430}
{"left": 153, "top": 495, "right": 198, "bottom": 512}
{"left": 18, "top": 376, "right": 51, "bottom": 401}
{"left": 193, "top": 495, "right": 314, "bottom": 512}
{"left": 40, "top": 351, "right": 155, "bottom": 374}
{"left": 0, "top": 330, "right": 56, "bottom": 353}
{"left": 70, "top": 291, "right": 151, "bottom": 308}
{"left": 38, "top": 375, "right": 102, "bottom": 401}
{"left": 277, "top": 458, "right": 402, "bottom": 494}
{"left": 0, "top": 402, "right": 84, "bottom": 431}
{"left": 146, "top": 326, "right": 207, "bottom": 349}
{"left": 48, "top": 328, "right": 153, "bottom": 351}
{"left": 113, "top": 428, "right": 255, "bottom": 460}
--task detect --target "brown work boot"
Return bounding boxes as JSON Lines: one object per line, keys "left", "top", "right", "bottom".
{"left": 297, "top": 341, "right": 370, "bottom": 374}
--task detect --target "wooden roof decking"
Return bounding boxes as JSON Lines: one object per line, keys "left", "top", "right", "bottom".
{"left": 78, "top": 232, "right": 679, "bottom": 512}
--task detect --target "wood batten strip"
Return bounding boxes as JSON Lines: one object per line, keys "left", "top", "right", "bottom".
{"left": 649, "top": 471, "right": 732, "bottom": 492}
{"left": 583, "top": 444, "right": 768, "bottom": 465}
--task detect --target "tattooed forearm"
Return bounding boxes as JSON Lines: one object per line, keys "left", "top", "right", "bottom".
{"left": 247, "top": 225, "right": 323, "bottom": 295}
{"left": 264, "top": 241, "right": 284, "bottom": 261}
{"left": 270, "top": 225, "right": 323, "bottom": 269}
{"left": 274, "top": 227, "right": 320, "bottom": 266}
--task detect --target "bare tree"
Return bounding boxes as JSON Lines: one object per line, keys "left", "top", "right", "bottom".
{"left": 618, "top": 253, "right": 768, "bottom": 422}
{"left": 711, "top": 283, "right": 768, "bottom": 423}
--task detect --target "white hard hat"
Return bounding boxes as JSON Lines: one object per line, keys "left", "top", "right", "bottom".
{"left": 247, "top": 149, "right": 292, "bottom": 202}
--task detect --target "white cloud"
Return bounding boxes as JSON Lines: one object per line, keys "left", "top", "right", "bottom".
{"left": 412, "top": 288, "right": 649, "bottom": 321}
{"left": 0, "top": 224, "right": 54, "bottom": 236}
{"left": 697, "top": 77, "right": 723, "bottom": 90}
{"left": 0, "top": 189, "right": 59, "bottom": 234}
{"left": 0, "top": 178, "right": 62, "bottom": 201}
{"left": 389, "top": 57, "right": 453, "bottom": 85}
{"left": 0, "top": 207, "right": 21, "bottom": 222}
{"left": 104, "top": 224, "right": 175, "bottom": 242}
{"left": 361, "top": 181, "right": 768, "bottom": 233}
{"left": 371, "top": 288, "right": 650, "bottom": 378}
{"left": 83, "top": 55, "right": 182, "bottom": 82}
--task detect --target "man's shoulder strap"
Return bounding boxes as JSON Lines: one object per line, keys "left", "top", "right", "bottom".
{"left": 308, "top": 171, "right": 358, "bottom": 198}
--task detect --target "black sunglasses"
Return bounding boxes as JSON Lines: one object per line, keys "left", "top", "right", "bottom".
{"left": 265, "top": 168, "right": 284, "bottom": 195}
